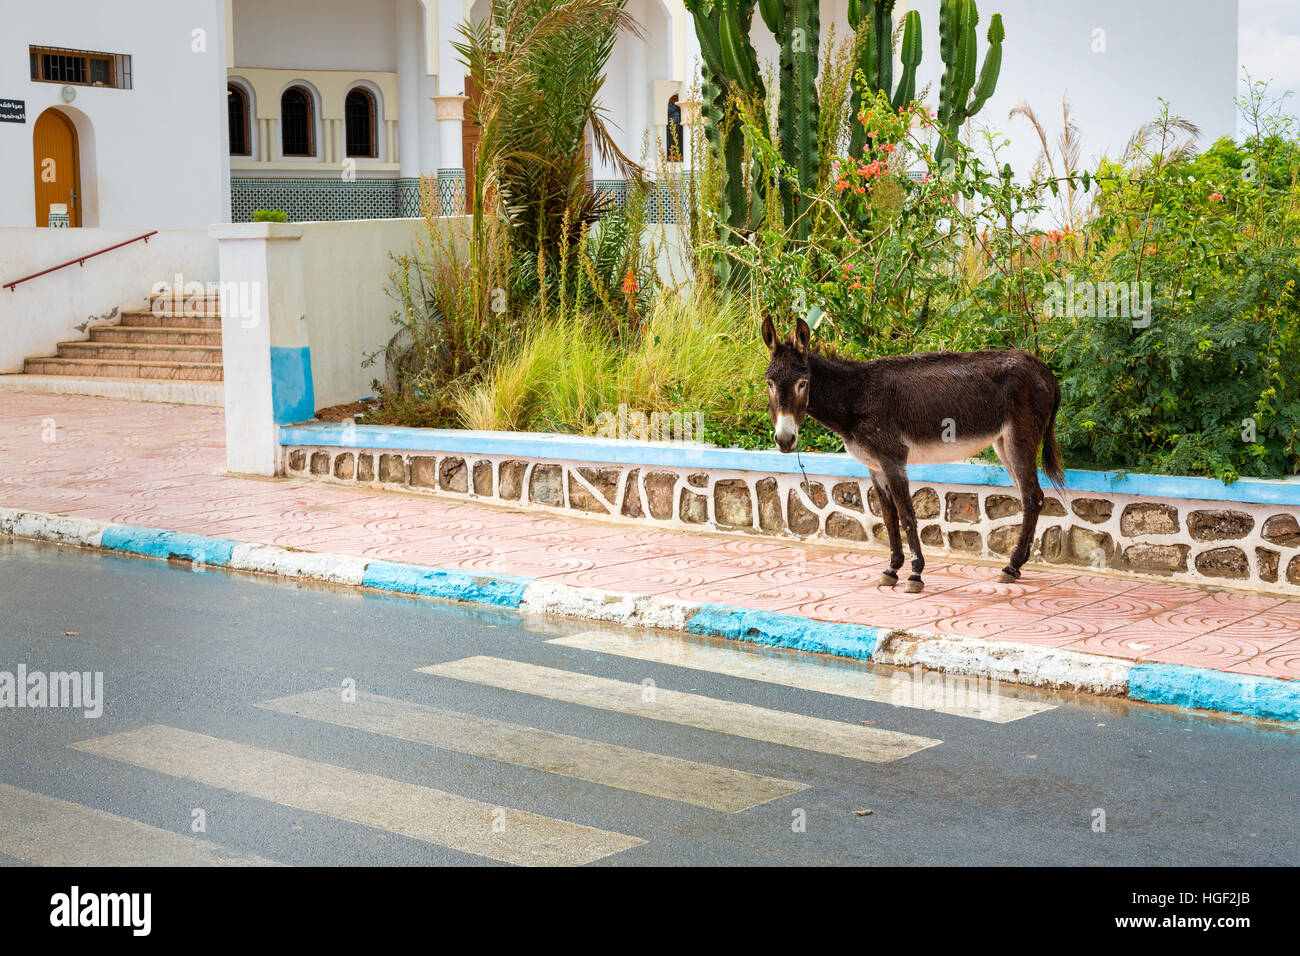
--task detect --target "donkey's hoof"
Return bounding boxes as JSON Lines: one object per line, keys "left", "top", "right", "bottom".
{"left": 903, "top": 576, "right": 924, "bottom": 594}
{"left": 879, "top": 570, "right": 899, "bottom": 587}
{"left": 997, "top": 566, "right": 1022, "bottom": 584}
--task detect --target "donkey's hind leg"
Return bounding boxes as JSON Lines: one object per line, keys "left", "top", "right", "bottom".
{"left": 882, "top": 464, "right": 926, "bottom": 593}
{"left": 996, "top": 434, "right": 1045, "bottom": 583}
{"left": 869, "top": 469, "right": 905, "bottom": 587}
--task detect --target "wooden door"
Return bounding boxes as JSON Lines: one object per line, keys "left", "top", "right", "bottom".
{"left": 33, "top": 109, "right": 81, "bottom": 227}
{"left": 462, "top": 75, "right": 482, "bottom": 214}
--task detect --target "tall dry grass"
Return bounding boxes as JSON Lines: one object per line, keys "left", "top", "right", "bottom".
{"left": 452, "top": 284, "right": 764, "bottom": 435}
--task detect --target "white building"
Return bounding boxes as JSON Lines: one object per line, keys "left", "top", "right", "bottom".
{"left": 0, "top": 0, "right": 1242, "bottom": 447}
{"left": 0, "top": 0, "right": 1240, "bottom": 231}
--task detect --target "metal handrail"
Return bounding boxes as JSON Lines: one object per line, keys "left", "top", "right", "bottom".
{"left": 3, "top": 230, "right": 158, "bottom": 291}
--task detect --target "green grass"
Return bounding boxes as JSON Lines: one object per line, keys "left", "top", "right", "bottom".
{"left": 453, "top": 286, "right": 775, "bottom": 441}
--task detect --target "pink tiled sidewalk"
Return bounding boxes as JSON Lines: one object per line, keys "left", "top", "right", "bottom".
{"left": 3, "top": 392, "right": 1298, "bottom": 680}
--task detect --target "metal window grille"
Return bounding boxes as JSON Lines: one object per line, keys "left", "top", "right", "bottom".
{"left": 29, "top": 46, "right": 132, "bottom": 90}
{"left": 345, "top": 89, "right": 375, "bottom": 158}
{"left": 281, "top": 88, "right": 313, "bottom": 156}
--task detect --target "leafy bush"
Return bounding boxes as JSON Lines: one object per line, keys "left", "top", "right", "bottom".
{"left": 1048, "top": 97, "right": 1300, "bottom": 480}
{"left": 251, "top": 209, "right": 287, "bottom": 222}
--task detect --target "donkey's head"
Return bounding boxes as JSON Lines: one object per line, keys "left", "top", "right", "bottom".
{"left": 761, "top": 315, "right": 812, "bottom": 453}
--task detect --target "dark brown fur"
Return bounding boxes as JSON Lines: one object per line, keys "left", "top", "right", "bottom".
{"left": 762, "top": 316, "right": 1064, "bottom": 591}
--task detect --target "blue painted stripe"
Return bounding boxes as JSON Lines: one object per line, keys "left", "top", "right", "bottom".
{"left": 55, "top": 523, "right": 1300, "bottom": 722}
{"left": 100, "top": 526, "right": 237, "bottom": 566}
{"left": 685, "top": 604, "right": 887, "bottom": 660}
{"left": 1128, "top": 663, "right": 1300, "bottom": 723}
{"left": 271, "top": 346, "right": 315, "bottom": 425}
{"left": 361, "top": 560, "right": 532, "bottom": 608}
{"left": 277, "top": 423, "right": 1300, "bottom": 506}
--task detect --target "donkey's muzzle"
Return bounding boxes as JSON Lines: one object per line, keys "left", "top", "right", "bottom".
{"left": 773, "top": 413, "right": 799, "bottom": 453}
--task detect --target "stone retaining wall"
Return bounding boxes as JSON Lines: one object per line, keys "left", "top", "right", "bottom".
{"left": 282, "top": 444, "right": 1300, "bottom": 595}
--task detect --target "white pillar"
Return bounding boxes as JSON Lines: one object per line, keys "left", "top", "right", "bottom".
{"left": 396, "top": 0, "right": 424, "bottom": 176}
{"left": 209, "top": 222, "right": 312, "bottom": 476}
{"left": 435, "top": 0, "right": 464, "bottom": 172}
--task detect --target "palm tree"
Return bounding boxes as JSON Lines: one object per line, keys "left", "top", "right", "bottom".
{"left": 455, "top": 0, "right": 644, "bottom": 324}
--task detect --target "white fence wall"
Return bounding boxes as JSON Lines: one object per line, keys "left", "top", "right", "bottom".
{"left": 211, "top": 215, "right": 470, "bottom": 474}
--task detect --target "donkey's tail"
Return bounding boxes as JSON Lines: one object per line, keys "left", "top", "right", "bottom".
{"left": 1042, "top": 384, "right": 1067, "bottom": 492}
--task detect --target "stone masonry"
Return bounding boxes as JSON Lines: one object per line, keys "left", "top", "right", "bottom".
{"left": 283, "top": 445, "right": 1300, "bottom": 595}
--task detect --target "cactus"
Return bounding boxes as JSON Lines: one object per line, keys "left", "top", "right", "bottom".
{"left": 936, "top": 0, "right": 1003, "bottom": 167}
{"left": 686, "top": 0, "right": 768, "bottom": 282}
{"left": 847, "top": 2, "right": 922, "bottom": 157}
{"left": 775, "top": 0, "right": 820, "bottom": 240}
{"left": 688, "top": 0, "right": 821, "bottom": 244}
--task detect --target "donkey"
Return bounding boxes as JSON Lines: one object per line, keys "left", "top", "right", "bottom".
{"left": 762, "top": 316, "right": 1065, "bottom": 593}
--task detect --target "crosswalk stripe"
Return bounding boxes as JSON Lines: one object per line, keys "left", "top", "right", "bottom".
{"left": 259, "top": 689, "right": 806, "bottom": 813}
{"left": 548, "top": 630, "right": 1054, "bottom": 723}
{"left": 0, "top": 782, "right": 278, "bottom": 867}
{"left": 418, "top": 656, "right": 940, "bottom": 763}
{"left": 69, "top": 726, "right": 644, "bottom": 867}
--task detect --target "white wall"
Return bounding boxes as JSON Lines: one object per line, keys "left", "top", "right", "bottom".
{"left": 211, "top": 216, "right": 470, "bottom": 474}
{"left": 0, "top": 228, "right": 218, "bottom": 373}
{"left": 296, "top": 218, "right": 459, "bottom": 407}
{"left": 0, "top": 0, "right": 230, "bottom": 229}
{"left": 231, "top": 0, "right": 398, "bottom": 72}
{"left": 905, "top": 0, "right": 1240, "bottom": 181}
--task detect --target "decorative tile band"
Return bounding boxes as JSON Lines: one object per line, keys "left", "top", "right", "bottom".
{"left": 231, "top": 177, "right": 403, "bottom": 222}
{"left": 592, "top": 178, "right": 690, "bottom": 224}
{"left": 436, "top": 168, "right": 466, "bottom": 219}
{"left": 396, "top": 177, "right": 423, "bottom": 218}
{"left": 4, "top": 506, "right": 1295, "bottom": 721}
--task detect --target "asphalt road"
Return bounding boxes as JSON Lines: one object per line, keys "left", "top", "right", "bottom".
{"left": 1, "top": 537, "right": 1296, "bottom": 866}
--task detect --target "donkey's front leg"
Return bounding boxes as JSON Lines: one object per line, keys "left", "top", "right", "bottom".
{"left": 883, "top": 465, "right": 925, "bottom": 593}
{"left": 869, "top": 471, "right": 905, "bottom": 586}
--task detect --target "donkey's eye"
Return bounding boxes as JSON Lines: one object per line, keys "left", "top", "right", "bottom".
{"left": 795, "top": 380, "right": 808, "bottom": 394}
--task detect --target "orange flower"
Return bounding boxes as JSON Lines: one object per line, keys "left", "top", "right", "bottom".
{"left": 622, "top": 269, "right": 638, "bottom": 296}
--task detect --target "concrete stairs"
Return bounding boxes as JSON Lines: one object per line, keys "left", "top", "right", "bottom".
{"left": 1, "top": 291, "right": 225, "bottom": 406}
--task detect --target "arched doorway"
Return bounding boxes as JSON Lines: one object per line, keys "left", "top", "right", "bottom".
{"left": 33, "top": 109, "right": 82, "bottom": 227}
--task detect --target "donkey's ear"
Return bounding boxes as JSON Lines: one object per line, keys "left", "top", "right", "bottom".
{"left": 760, "top": 314, "right": 780, "bottom": 354}
{"left": 792, "top": 317, "right": 811, "bottom": 355}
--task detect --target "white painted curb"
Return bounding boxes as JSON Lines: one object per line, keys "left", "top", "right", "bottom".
{"left": 4, "top": 507, "right": 1295, "bottom": 721}
{"left": 873, "top": 629, "right": 1133, "bottom": 696}
{"left": 228, "top": 543, "right": 368, "bottom": 585}
{"left": 0, "top": 508, "right": 108, "bottom": 548}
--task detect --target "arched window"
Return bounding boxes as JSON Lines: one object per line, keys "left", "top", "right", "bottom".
{"left": 281, "top": 86, "right": 313, "bottom": 157}
{"left": 345, "top": 88, "right": 376, "bottom": 158}
{"left": 227, "top": 84, "right": 250, "bottom": 156}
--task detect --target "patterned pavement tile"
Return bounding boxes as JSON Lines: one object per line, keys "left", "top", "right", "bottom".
{"left": 2, "top": 392, "right": 1299, "bottom": 682}
{"left": 1225, "top": 640, "right": 1300, "bottom": 679}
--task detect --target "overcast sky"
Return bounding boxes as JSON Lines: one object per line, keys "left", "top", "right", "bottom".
{"left": 1239, "top": 0, "right": 1300, "bottom": 131}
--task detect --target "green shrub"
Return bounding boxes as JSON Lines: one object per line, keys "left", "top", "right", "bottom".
{"left": 252, "top": 209, "right": 288, "bottom": 223}
{"left": 1047, "top": 99, "right": 1300, "bottom": 481}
